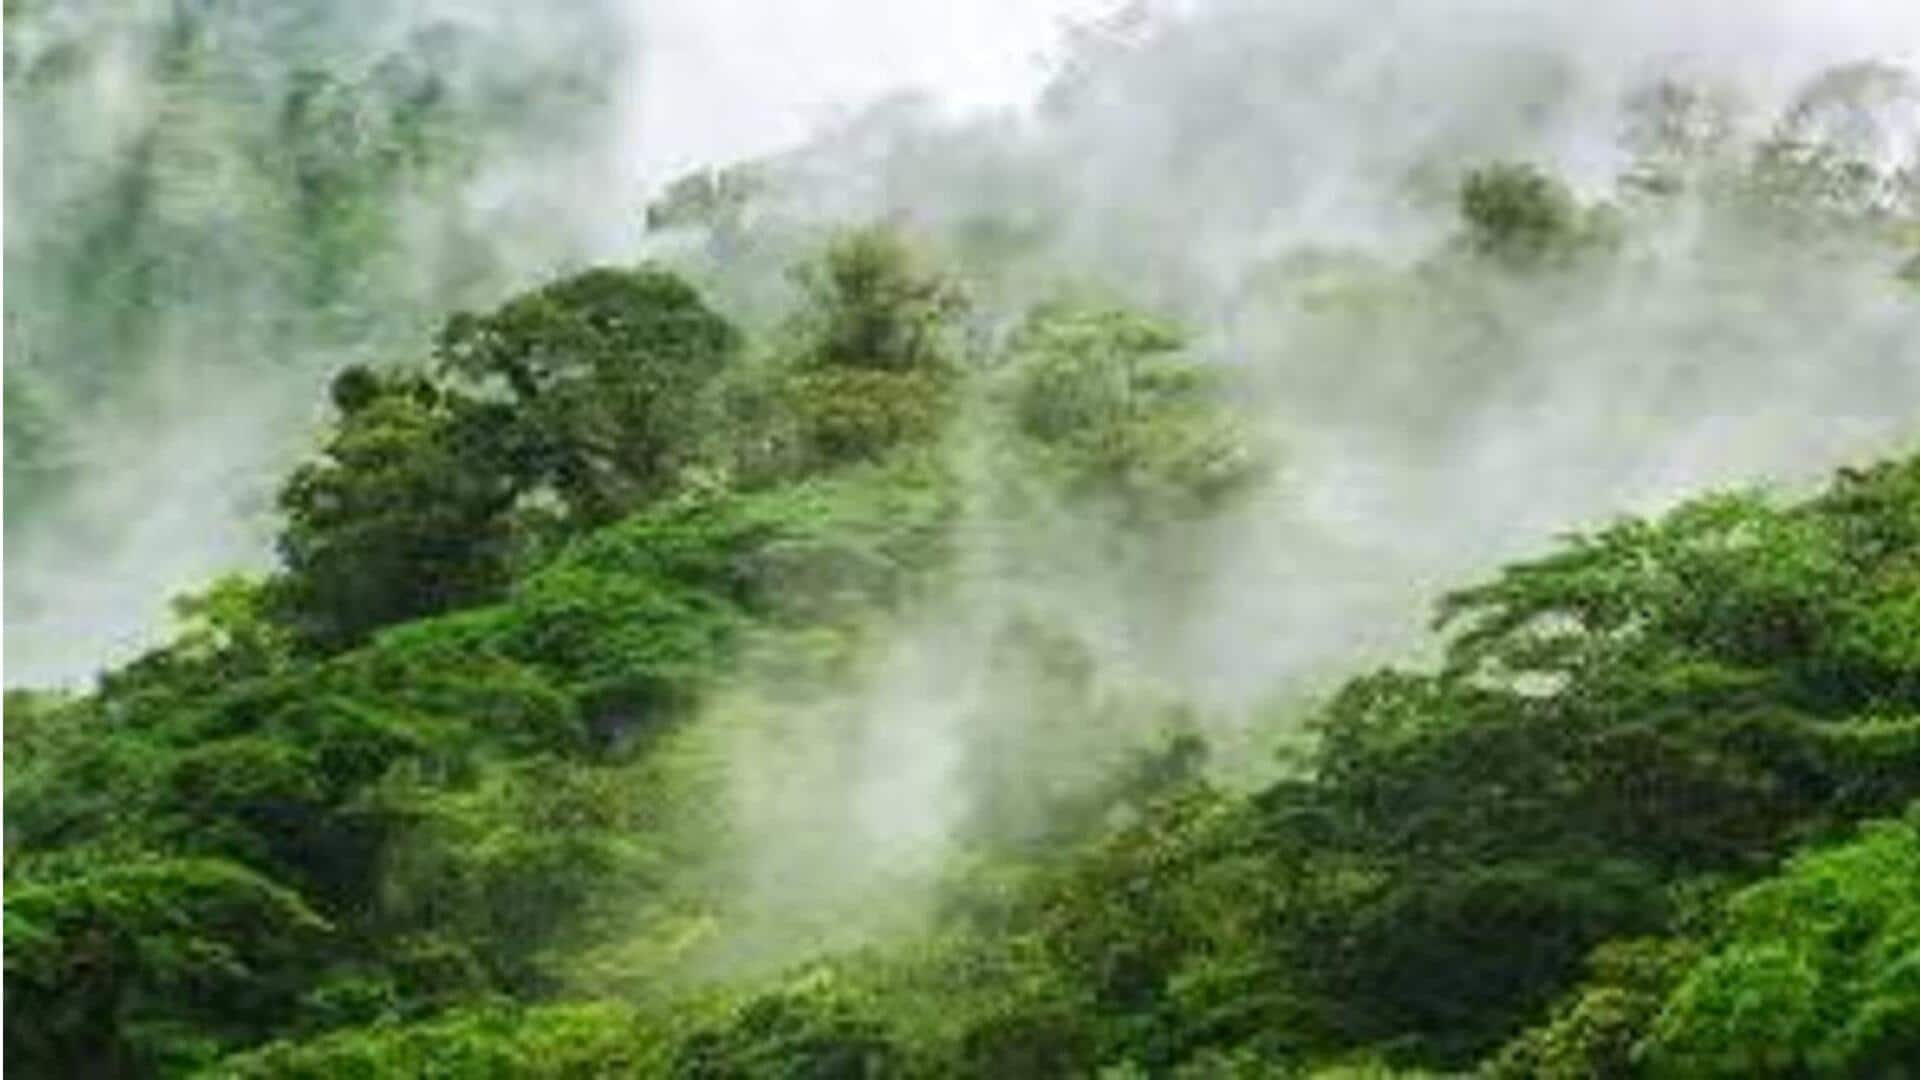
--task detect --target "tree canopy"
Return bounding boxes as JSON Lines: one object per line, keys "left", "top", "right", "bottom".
{"left": 8, "top": 189, "right": 1918, "bottom": 1078}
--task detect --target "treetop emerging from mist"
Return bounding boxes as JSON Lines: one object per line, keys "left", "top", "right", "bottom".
{"left": 1458, "top": 163, "right": 1607, "bottom": 266}
{"left": 791, "top": 226, "right": 968, "bottom": 374}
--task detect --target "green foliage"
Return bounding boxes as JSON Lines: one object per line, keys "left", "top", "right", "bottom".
{"left": 5, "top": 691, "right": 182, "bottom": 864}
{"left": 5, "top": 401, "right": 963, "bottom": 1071}
{"left": 1003, "top": 304, "right": 1181, "bottom": 444}
{"left": 368, "top": 755, "right": 661, "bottom": 992}
{"left": 712, "top": 356, "right": 956, "bottom": 483}
{"left": 1458, "top": 163, "right": 1606, "bottom": 266}
{"left": 463, "top": 456, "right": 956, "bottom": 712}
{"left": 710, "top": 228, "right": 968, "bottom": 480}
{"left": 1221, "top": 452, "right": 1920, "bottom": 1065}
{"left": 4, "top": 0, "right": 622, "bottom": 399}
{"left": 162, "top": 736, "right": 331, "bottom": 876}
{"left": 166, "top": 575, "right": 299, "bottom": 684}
{"left": 1435, "top": 491, "right": 1858, "bottom": 703}
{"left": 1303, "top": 856, "right": 1667, "bottom": 1060}
{"left": 791, "top": 227, "right": 965, "bottom": 375}
{"left": 275, "top": 367, "right": 532, "bottom": 651}
{"left": 913, "top": 447, "right": 1918, "bottom": 1073}
{"left": 671, "top": 979, "right": 903, "bottom": 1079}
{"left": 204, "top": 1002, "right": 664, "bottom": 1079}
{"left": 436, "top": 266, "right": 741, "bottom": 524}
{"left": 996, "top": 301, "right": 1264, "bottom": 515}
{"left": 13, "top": 199, "right": 1920, "bottom": 1080}
{"left": 1018, "top": 790, "right": 1321, "bottom": 1069}
{"left": 5, "top": 857, "right": 331, "bottom": 1077}
{"left": 1642, "top": 805, "right": 1920, "bottom": 1076}
{"left": 779, "top": 366, "right": 957, "bottom": 470}
{"left": 1487, "top": 938, "right": 1700, "bottom": 1079}
{"left": 274, "top": 265, "right": 750, "bottom": 650}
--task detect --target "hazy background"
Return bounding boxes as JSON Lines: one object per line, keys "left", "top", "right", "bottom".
{"left": 6, "top": 0, "right": 1916, "bottom": 701}
{"left": 1, "top": 0, "right": 1111, "bottom": 684}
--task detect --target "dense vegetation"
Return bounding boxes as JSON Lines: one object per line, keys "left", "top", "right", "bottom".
{"left": 7, "top": 21, "right": 1920, "bottom": 1076}
{"left": 10, "top": 167, "right": 1920, "bottom": 1075}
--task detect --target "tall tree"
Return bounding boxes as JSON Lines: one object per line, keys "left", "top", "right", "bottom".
{"left": 435, "top": 267, "right": 739, "bottom": 524}
{"left": 792, "top": 226, "right": 966, "bottom": 374}
{"left": 275, "top": 367, "right": 530, "bottom": 651}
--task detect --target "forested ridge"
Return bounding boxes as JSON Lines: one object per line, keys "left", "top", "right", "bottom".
{"left": 7, "top": 3, "right": 1920, "bottom": 1077}
{"left": 10, "top": 188, "right": 1920, "bottom": 1076}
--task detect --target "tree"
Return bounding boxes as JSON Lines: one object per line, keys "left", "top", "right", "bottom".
{"left": 714, "top": 228, "right": 968, "bottom": 479}
{"left": 162, "top": 574, "right": 297, "bottom": 684}
{"left": 1458, "top": 163, "right": 1590, "bottom": 265}
{"left": 275, "top": 366, "right": 531, "bottom": 651}
{"left": 791, "top": 226, "right": 965, "bottom": 374}
{"left": 4, "top": 857, "right": 331, "bottom": 1077}
{"left": 436, "top": 266, "right": 739, "bottom": 524}
{"left": 996, "top": 302, "right": 1263, "bottom": 513}
{"left": 1239, "top": 453, "right": 1920, "bottom": 1065}
{"left": 205, "top": 1003, "right": 662, "bottom": 1078}
{"left": 671, "top": 980, "right": 903, "bottom": 1079}
{"left": 1487, "top": 938, "right": 1700, "bottom": 1079}
{"left": 1643, "top": 806, "right": 1920, "bottom": 1076}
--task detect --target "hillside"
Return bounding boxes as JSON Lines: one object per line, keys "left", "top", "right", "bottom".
{"left": 8, "top": 179, "right": 1920, "bottom": 1076}
{"left": 6, "top": 4, "right": 1920, "bottom": 1077}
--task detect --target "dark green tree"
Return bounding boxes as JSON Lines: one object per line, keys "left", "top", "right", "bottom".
{"left": 204, "top": 1003, "right": 662, "bottom": 1078}
{"left": 4, "top": 857, "right": 331, "bottom": 1077}
{"left": 1459, "top": 163, "right": 1588, "bottom": 265}
{"left": 436, "top": 267, "right": 740, "bottom": 524}
{"left": 672, "top": 983, "right": 903, "bottom": 1080}
{"left": 275, "top": 366, "right": 532, "bottom": 651}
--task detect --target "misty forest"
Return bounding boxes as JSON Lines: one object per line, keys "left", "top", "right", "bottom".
{"left": 6, "top": 2, "right": 1920, "bottom": 1077}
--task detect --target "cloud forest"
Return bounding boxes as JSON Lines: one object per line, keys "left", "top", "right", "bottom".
{"left": 5, "top": 1, "right": 1919, "bottom": 1076}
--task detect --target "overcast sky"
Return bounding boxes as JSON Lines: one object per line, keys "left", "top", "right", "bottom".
{"left": 619, "top": 0, "right": 1121, "bottom": 184}
{"left": 617, "top": 0, "right": 1918, "bottom": 192}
